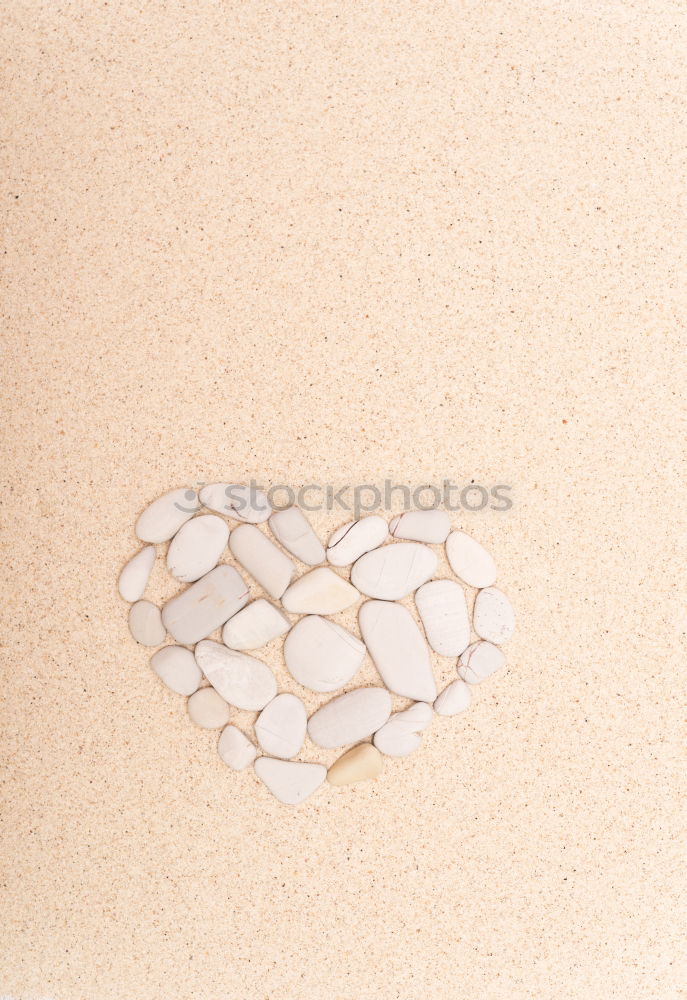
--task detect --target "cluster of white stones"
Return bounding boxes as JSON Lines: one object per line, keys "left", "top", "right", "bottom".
{"left": 119, "top": 485, "right": 515, "bottom": 805}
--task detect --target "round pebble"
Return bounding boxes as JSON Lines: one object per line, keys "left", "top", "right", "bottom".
{"left": 128, "top": 600, "right": 166, "bottom": 647}
{"left": 187, "top": 688, "right": 231, "bottom": 729}
{"left": 151, "top": 645, "right": 202, "bottom": 695}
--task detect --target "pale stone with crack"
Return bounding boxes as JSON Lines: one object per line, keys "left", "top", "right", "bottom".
{"left": 128, "top": 600, "right": 166, "bottom": 646}
{"left": 118, "top": 545, "right": 156, "bottom": 602}
{"left": 351, "top": 542, "right": 437, "bottom": 600}
{"left": 135, "top": 488, "right": 201, "bottom": 543}
{"left": 326, "top": 516, "right": 389, "bottom": 567}
{"left": 284, "top": 615, "right": 365, "bottom": 692}
{"left": 281, "top": 567, "right": 359, "bottom": 615}
{"left": 327, "top": 743, "right": 383, "bottom": 786}
{"left": 194, "top": 639, "right": 277, "bottom": 710}
{"left": 307, "top": 687, "right": 392, "bottom": 749}
{"left": 254, "top": 757, "right": 327, "bottom": 805}
{"left": 373, "top": 702, "right": 433, "bottom": 757}
{"left": 199, "top": 483, "right": 271, "bottom": 523}
{"left": 445, "top": 530, "right": 497, "bottom": 588}
{"left": 166, "top": 514, "right": 229, "bottom": 583}
{"left": 458, "top": 640, "right": 506, "bottom": 684}
{"left": 255, "top": 693, "right": 307, "bottom": 759}
{"left": 218, "top": 725, "right": 257, "bottom": 770}
{"left": 415, "top": 578, "right": 470, "bottom": 657}
{"left": 358, "top": 599, "right": 437, "bottom": 702}
{"left": 473, "top": 587, "right": 515, "bottom": 644}
{"left": 434, "top": 679, "right": 472, "bottom": 716}
{"left": 161, "top": 565, "right": 249, "bottom": 645}
{"left": 269, "top": 506, "right": 325, "bottom": 565}
{"left": 222, "top": 599, "right": 290, "bottom": 650}
{"left": 151, "top": 645, "right": 202, "bottom": 695}
{"left": 187, "top": 687, "right": 231, "bottom": 729}
{"left": 229, "top": 523, "right": 295, "bottom": 599}
{"left": 389, "top": 509, "right": 450, "bottom": 543}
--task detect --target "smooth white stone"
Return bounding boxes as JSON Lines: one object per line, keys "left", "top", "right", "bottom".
{"left": 150, "top": 645, "right": 202, "bottom": 695}
{"left": 473, "top": 587, "right": 515, "bottom": 643}
{"left": 284, "top": 615, "right": 365, "bottom": 692}
{"left": 166, "top": 514, "right": 230, "bottom": 583}
{"left": 415, "top": 579, "right": 470, "bottom": 657}
{"left": 161, "top": 565, "right": 249, "bottom": 644}
{"left": 128, "top": 600, "right": 166, "bottom": 646}
{"left": 199, "top": 483, "right": 272, "bottom": 523}
{"left": 373, "top": 702, "right": 433, "bottom": 757}
{"left": 221, "top": 599, "right": 290, "bottom": 650}
{"left": 326, "top": 516, "right": 389, "bottom": 567}
{"left": 281, "top": 567, "right": 359, "bottom": 615}
{"left": 118, "top": 545, "right": 156, "bottom": 602}
{"left": 307, "top": 688, "right": 392, "bottom": 749}
{"left": 194, "top": 640, "right": 277, "bottom": 710}
{"left": 218, "top": 725, "right": 257, "bottom": 770}
{"left": 358, "top": 600, "right": 437, "bottom": 702}
{"left": 351, "top": 542, "right": 437, "bottom": 600}
{"left": 445, "top": 530, "right": 497, "bottom": 588}
{"left": 269, "top": 507, "right": 325, "bottom": 565}
{"left": 187, "top": 687, "right": 231, "bottom": 729}
{"left": 434, "top": 679, "right": 472, "bottom": 716}
{"left": 135, "top": 488, "right": 200, "bottom": 543}
{"left": 389, "top": 509, "right": 450, "bottom": 543}
{"left": 458, "top": 640, "right": 506, "bottom": 684}
{"left": 254, "top": 758, "right": 326, "bottom": 805}
{"left": 255, "top": 693, "right": 307, "bottom": 759}
{"left": 229, "top": 523, "right": 295, "bottom": 599}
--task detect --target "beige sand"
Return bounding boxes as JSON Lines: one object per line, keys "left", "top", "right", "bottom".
{"left": 1, "top": 2, "right": 685, "bottom": 998}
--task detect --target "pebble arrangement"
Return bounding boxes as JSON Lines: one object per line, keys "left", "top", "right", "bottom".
{"left": 119, "top": 486, "right": 515, "bottom": 805}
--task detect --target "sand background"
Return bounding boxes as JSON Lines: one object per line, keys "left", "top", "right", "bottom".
{"left": 1, "top": 2, "right": 685, "bottom": 998}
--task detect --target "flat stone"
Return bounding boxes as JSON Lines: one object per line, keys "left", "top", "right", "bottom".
{"left": 150, "top": 645, "right": 202, "bottom": 695}
{"left": 415, "top": 579, "right": 470, "bottom": 656}
{"left": 473, "top": 587, "right": 515, "bottom": 643}
{"left": 135, "top": 488, "right": 200, "bottom": 543}
{"left": 434, "top": 679, "right": 472, "bottom": 716}
{"left": 166, "top": 515, "right": 229, "bottom": 583}
{"left": 128, "top": 600, "right": 166, "bottom": 646}
{"left": 255, "top": 693, "right": 307, "bottom": 759}
{"left": 351, "top": 542, "right": 437, "bottom": 599}
{"left": 358, "top": 600, "right": 436, "bottom": 702}
{"left": 458, "top": 640, "right": 506, "bottom": 683}
{"left": 281, "top": 567, "right": 359, "bottom": 615}
{"left": 284, "top": 615, "right": 365, "bottom": 692}
{"left": 229, "top": 523, "right": 295, "bottom": 599}
{"left": 326, "top": 516, "right": 389, "bottom": 567}
{"left": 373, "top": 702, "right": 433, "bottom": 757}
{"left": 161, "top": 565, "right": 249, "bottom": 644}
{"left": 389, "top": 509, "right": 450, "bottom": 543}
{"left": 222, "top": 599, "right": 290, "bottom": 650}
{"left": 307, "top": 688, "right": 392, "bottom": 749}
{"left": 327, "top": 743, "right": 383, "bottom": 786}
{"left": 194, "top": 639, "right": 277, "bottom": 710}
{"left": 445, "top": 530, "right": 497, "bottom": 588}
{"left": 218, "top": 725, "right": 258, "bottom": 770}
{"left": 118, "top": 545, "right": 156, "bottom": 602}
{"left": 269, "top": 506, "right": 325, "bottom": 565}
{"left": 254, "top": 758, "right": 327, "bottom": 805}
{"left": 199, "top": 483, "right": 271, "bottom": 523}
{"left": 187, "top": 687, "right": 231, "bottom": 729}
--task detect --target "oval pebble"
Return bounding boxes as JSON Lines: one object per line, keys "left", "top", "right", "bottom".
{"left": 194, "top": 640, "right": 277, "bottom": 711}
{"left": 445, "top": 530, "right": 497, "bottom": 588}
{"left": 254, "top": 758, "right": 326, "bottom": 805}
{"left": 473, "top": 587, "right": 515, "bottom": 644}
{"left": 200, "top": 483, "right": 271, "bottom": 523}
{"left": 389, "top": 509, "right": 450, "bottom": 543}
{"left": 150, "top": 645, "right": 202, "bottom": 695}
{"left": 222, "top": 599, "right": 290, "bottom": 650}
{"left": 281, "top": 567, "right": 359, "bottom": 615}
{"left": 358, "top": 600, "right": 436, "bottom": 702}
{"left": 415, "top": 579, "right": 470, "bottom": 657}
{"left": 118, "top": 545, "right": 156, "bottom": 602}
{"left": 187, "top": 687, "right": 231, "bottom": 729}
{"left": 135, "top": 488, "right": 200, "bottom": 543}
{"left": 218, "top": 725, "right": 258, "bottom": 770}
{"left": 373, "top": 702, "right": 433, "bottom": 757}
{"left": 166, "top": 515, "right": 229, "bottom": 583}
{"left": 269, "top": 506, "right": 325, "bottom": 565}
{"left": 434, "top": 679, "right": 472, "bottom": 716}
{"left": 128, "top": 600, "right": 166, "bottom": 646}
{"left": 229, "top": 523, "right": 295, "bottom": 600}
{"left": 255, "top": 693, "right": 307, "bottom": 759}
{"left": 161, "top": 565, "right": 249, "bottom": 645}
{"left": 327, "top": 743, "right": 383, "bottom": 786}
{"left": 458, "top": 640, "right": 506, "bottom": 684}
{"left": 307, "top": 687, "right": 392, "bottom": 749}
{"left": 351, "top": 542, "right": 437, "bottom": 600}
{"left": 284, "top": 615, "right": 365, "bottom": 693}
{"left": 326, "top": 516, "right": 389, "bottom": 567}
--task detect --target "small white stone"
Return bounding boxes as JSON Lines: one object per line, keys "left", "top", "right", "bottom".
{"left": 373, "top": 702, "right": 433, "bottom": 757}
{"left": 118, "top": 545, "right": 156, "bottom": 602}
{"left": 284, "top": 615, "right": 365, "bottom": 692}
{"left": 307, "top": 688, "right": 392, "bottom": 749}
{"left": 229, "top": 523, "right": 295, "bottom": 599}
{"left": 326, "top": 516, "right": 389, "bottom": 567}
{"left": 254, "top": 758, "right": 326, "bottom": 805}
{"left": 445, "top": 530, "right": 497, "bottom": 588}
{"left": 358, "top": 600, "right": 437, "bottom": 702}
{"left": 434, "top": 679, "right": 472, "bottom": 716}
{"left": 166, "top": 515, "right": 229, "bottom": 583}
{"left": 135, "top": 488, "right": 201, "bottom": 543}
{"left": 269, "top": 507, "right": 325, "bottom": 565}
{"left": 200, "top": 483, "right": 272, "bottom": 523}
{"left": 150, "top": 645, "right": 202, "bottom": 695}
{"left": 351, "top": 542, "right": 437, "bottom": 600}
{"left": 458, "top": 640, "right": 506, "bottom": 683}
{"left": 128, "top": 600, "right": 166, "bottom": 646}
{"left": 389, "top": 509, "right": 450, "bottom": 543}
{"left": 473, "top": 587, "right": 515, "bottom": 644}
{"left": 222, "top": 599, "right": 290, "bottom": 650}
{"left": 161, "top": 565, "right": 249, "bottom": 645}
{"left": 187, "top": 687, "right": 231, "bottom": 729}
{"left": 415, "top": 579, "right": 470, "bottom": 657}
{"left": 281, "top": 567, "right": 359, "bottom": 615}
{"left": 194, "top": 639, "right": 277, "bottom": 710}
{"left": 218, "top": 725, "right": 257, "bottom": 770}
{"left": 255, "top": 693, "right": 307, "bottom": 759}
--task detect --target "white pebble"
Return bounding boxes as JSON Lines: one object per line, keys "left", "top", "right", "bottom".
{"left": 194, "top": 639, "right": 277, "bottom": 710}
{"left": 161, "top": 565, "right": 249, "bottom": 644}
{"left": 200, "top": 483, "right": 271, "bottom": 523}
{"left": 445, "top": 530, "right": 497, "bottom": 588}
{"left": 254, "top": 758, "right": 326, "bottom": 805}
{"left": 415, "top": 579, "right": 470, "bottom": 657}
{"left": 218, "top": 725, "right": 257, "bottom": 770}
{"left": 458, "top": 640, "right": 505, "bottom": 683}
{"left": 118, "top": 545, "right": 156, "bottom": 602}
{"left": 389, "top": 509, "right": 450, "bottom": 543}
{"left": 284, "top": 615, "right": 365, "bottom": 692}
{"left": 229, "top": 523, "right": 295, "bottom": 599}
{"left": 150, "top": 645, "right": 202, "bottom": 695}
{"left": 307, "top": 688, "right": 392, "bottom": 749}
{"left": 351, "top": 542, "right": 437, "bottom": 600}
{"left": 188, "top": 687, "right": 231, "bottom": 729}
{"left": 373, "top": 702, "right": 433, "bottom": 757}
{"left": 128, "top": 600, "right": 166, "bottom": 646}
{"left": 166, "top": 515, "right": 229, "bottom": 583}
{"left": 269, "top": 506, "right": 325, "bottom": 565}
{"left": 473, "top": 587, "right": 515, "bottom": 644}
{"left": 326, "top": 516, "right": 389, "bottom": 567}
{"left": 281, "top": 567, "right": 359, "bottom": 615}
{"left": 434, "top": 679, "right": 472, "bottom": 716}
{"left": 135, "top": 488, "right": 200, "bottom": 543}
{"left": 222, "top": 599, "right": 290, "bottom": 650}
{"left": 255, "top": 693, "right": 307, "bottom": 759}
{"left": 358, "top": 600, "right": 437, "bottom": 702}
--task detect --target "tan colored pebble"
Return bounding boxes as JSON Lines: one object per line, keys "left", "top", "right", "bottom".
{"left": 327, "top": 743, "right": 383, "bottom": 786}
{"left": 187, "top": 687, "right": 231, "bottom": 729}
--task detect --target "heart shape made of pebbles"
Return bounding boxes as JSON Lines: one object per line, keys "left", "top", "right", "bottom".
{"left": 119, "top": 485, "right": 515, "bottom": 805}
